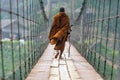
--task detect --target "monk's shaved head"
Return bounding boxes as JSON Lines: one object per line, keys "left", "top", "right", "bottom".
{"left": 59, "top": 7, "right": 65, "bottom": 12}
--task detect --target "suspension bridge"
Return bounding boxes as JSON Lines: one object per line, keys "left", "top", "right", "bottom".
{"left": 0, "top": 0, "right": 119, "bottom": 80}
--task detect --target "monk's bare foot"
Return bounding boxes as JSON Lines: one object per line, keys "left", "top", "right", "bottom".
{"left": 55, "top": 53, "right": 59, "bottom": 58}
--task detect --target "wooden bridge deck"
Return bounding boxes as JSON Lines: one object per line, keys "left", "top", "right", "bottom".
{"left": 26, "top": 42, "right": 103, "bottom": 80}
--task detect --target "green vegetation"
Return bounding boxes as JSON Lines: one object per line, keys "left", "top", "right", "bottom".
{"left": 89, "top": 51, "right": 118, "bottom": 80}
{"left": 0, "top": 40, "right": 48, "bottom": 80}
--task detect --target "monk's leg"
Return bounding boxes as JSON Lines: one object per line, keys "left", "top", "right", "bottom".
{"left": 59, "top": 50, "right": 63, "bottom": 59}
{"left": 55, "top": 50, "right": 59, "bottom": 58}
{"left": 59, "top": 42, "right": 65, "bottom": 59}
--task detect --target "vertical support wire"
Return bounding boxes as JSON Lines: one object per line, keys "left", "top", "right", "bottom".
{"left": 16, "top": 0, "right": 22, "bottom": 79}
{"left": 97, "top": 0, "right": 105, "bottom": 72}
{"left": 37, "top": 0, "right": 41, "bottom": 59}
{"left": 94, "top": 0, "right": 101, "bottom": 67}
{"left": 32, "top": 0, "right": 36, "bottom": 65}
{"left": 86, "top": 0, "right": 90, "bottom": 60}
{"left": 29, "top": 0, "right": 32, "bottom": 67}
{"left": 32, "top": 0, "right": 35, "bottom": 64}
{"left": 84, "top": 0, "right": 87, "bottom": 57}
{"left": 81, "top": 12, "right": 84, "bottom": 56}
{"left": 0, "top": 2, "right": 5, "bottom": 80}
{"left": 26, "top": 0, "right": 29, "bottom": 73}
{"left": 88, "top": 0, "right": 92, "bottom": 61}
{"left": 82, "top": 2, "right": 86, "bottom": 57}
{"left": 88, "top": 0, "right": 93, "bottom": 62}
{"left": 26, "top": 0, "right": 30, "bottom": 73}
{"left": 28, "top": 0, "right": 32, "bottom": 72}
{"left": 10, "top": 0, "right": 15, "bottom": 79}
{"left": 90, "top": 0, "right": 97, "bottom": 63}
{"left": 32, "top": 1, "right": 36, "bottom": 64}
{"left": 85, "top": 0, "right": 89, "bottom": 59}
{"left": 31, "top": 0, "right": 34, "bottom": 66}
{"left": 110, "top": 0, "right": 119, "bottom": 80}
{"left": 34, "top": 1, "right": 37, "bottom": 62}
{"left": 32, "top": 0, "right": 35, "bottom": 66}
{"left": 31, "top": 0, "right": 34, "bottom": 67}
{"left": 103, "top": 0, "right": 112, "bottom": 78}
{"left": 32, "top": 0, "right": 34, "bottom": 66}
{"left": 33, "top": 18, "right": 35, "bottom": 64}
{"left": 93, "top": 0, "right": 98, "bottom": 66}
{"left": 80, "top": 0, "right": 84, "bottom": 56}
{"left": 34, "top": 23, "right": 37, "bottom": 62}
{"left": 90, "top": 0, "right": 95, "bottom": 62}
{"left": 22, "top": 0, "right": 27, "bottom": 78}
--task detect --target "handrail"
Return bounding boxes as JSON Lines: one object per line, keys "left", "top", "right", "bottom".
{"left": 0, "top": 0, "right": 48, "bottom": 80}
{"left": 74, "top": 0, "right": 120, "bottom": 79}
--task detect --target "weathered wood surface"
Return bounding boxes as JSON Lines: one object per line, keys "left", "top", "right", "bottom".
{"left": 26, "top": 42, "right": 103, "bottom": 80}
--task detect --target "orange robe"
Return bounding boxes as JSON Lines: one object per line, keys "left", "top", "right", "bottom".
{"left": 48, "top": 12, "right": 70, "bottom": 52}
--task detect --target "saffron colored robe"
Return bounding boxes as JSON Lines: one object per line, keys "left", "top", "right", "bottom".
{"left": 48, "top": 12, "right": 70, "bottom": 52}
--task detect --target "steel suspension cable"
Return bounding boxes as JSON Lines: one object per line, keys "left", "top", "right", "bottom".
{"left": 76, "top": 0, "right": 86, "bottom": 21}
{"left": 39, "top": 0, "right": 48, "bottom": 22}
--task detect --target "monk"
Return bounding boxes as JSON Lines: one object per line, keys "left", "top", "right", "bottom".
{"left": 48, "top": 7, "right": 71, "bottom": 59}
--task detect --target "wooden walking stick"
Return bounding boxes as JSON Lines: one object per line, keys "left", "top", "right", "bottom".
{"left": 68, "top": 33, "right": 71, "bottom": 57}
{"left": 68, "top": 25, "right": 72, "bottom": 57}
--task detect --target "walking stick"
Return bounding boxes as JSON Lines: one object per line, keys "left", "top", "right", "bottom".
{"left": 68, "top": 34, "right": 71, "bottom": 57}
{"left": 68, "top": 25, "right": 72, "bottom": 57}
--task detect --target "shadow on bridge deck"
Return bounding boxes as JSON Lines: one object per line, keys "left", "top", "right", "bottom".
{"left": 26, "top": 42, "right": 103, "bottom": 80}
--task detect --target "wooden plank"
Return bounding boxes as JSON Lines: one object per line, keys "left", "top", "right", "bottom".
{"left": 26, "top": 44, "right": 54, "bottom": 80}
{"left": 66, "top": 59, "right": 82, "bottom": 80}
{"left": 64, "top": 52, "right": 71, "bottom": 60}
{"left": 60, "top": 59, "right": 66, "bottom": 65}
{"left": 26, "top": 43, "right": 103, "bottom": 80}
{"left": 50, "top": 59, "right": 59, "bottom": 68}
{"left": 49, "top": 68, "right": 59, "bottom": 80}
{"left": 69, "top": 42, "right": 103, "bottom": 80}
{"left": 59, "top": 65, "right": 71, "bottom": 80}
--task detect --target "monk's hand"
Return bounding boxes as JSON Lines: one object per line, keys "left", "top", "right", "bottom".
{"left": 50, "top": 38, "right": 58, "bottom": 45}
